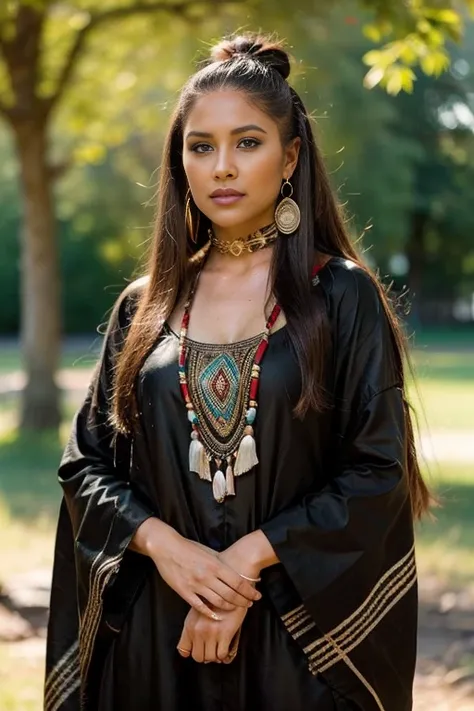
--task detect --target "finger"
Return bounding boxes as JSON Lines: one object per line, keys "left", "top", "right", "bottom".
{"left": 218, "top": 567, "right": 261, "bottom": 602}
{"left": 207, "top": 580, "right": 254, "bottom": 609}
{"left": 204, "top": 639, "right": 219, "bottom": 664}
{"left": 192, "top": 636, "right": 205, "bottom": 663}
{"left": 177, "top": 628, "right": 192, "bottom": 658}
{"left": 197, "top": 586, "right": 236, "bottom": 612}
{"left": 185, "top": 594, "right": 223, "bottom": 622}
{"left": 217, "top": 634, "right": 232, "bottom": 662}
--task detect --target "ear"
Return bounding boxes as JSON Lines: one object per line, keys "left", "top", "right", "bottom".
{"left": 283, "top": 137, "right": 301, "bottom": 180}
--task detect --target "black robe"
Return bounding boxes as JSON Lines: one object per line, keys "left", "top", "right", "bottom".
{"left": 44, "top": 257, "right": 417, "bottom": 711}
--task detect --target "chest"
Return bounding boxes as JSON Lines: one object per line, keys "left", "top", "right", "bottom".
{"left": 168, "top": 269, "right": 285, "bottom": 344}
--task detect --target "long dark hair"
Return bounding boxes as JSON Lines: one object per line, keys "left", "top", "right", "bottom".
{"left": 112, "top": 32, "right": 430, "bottom": 519}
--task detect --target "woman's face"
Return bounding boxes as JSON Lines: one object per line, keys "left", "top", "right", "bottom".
{"left": 182, "top": 89, "right": 300, "bottom": 239}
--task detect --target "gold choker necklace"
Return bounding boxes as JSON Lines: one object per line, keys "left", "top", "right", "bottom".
{"left": 208, "top": 223, "right": 278, "bottom": 257}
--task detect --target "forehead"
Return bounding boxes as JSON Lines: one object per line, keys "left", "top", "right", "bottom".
{"left": 184, "top": 89, "right": 277, "bottom": 134}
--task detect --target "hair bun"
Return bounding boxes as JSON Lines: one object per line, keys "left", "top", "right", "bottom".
{"left": 210, "top": 34, "right": 291, "bottom": 80}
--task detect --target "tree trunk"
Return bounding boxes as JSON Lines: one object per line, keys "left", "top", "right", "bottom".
{"left": 406, "top": 210, "right": 428, "bottom": 326}
{"left": 13, "top": 119, "right": 61, "bottom": 431}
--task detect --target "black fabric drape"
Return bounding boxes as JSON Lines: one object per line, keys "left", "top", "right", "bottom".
{"left": 45, "top": 258, "right": 418, "bottom": 711}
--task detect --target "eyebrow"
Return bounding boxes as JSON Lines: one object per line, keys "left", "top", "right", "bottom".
{"left": 185, "top": 124, "right": 268, "bottom": 139}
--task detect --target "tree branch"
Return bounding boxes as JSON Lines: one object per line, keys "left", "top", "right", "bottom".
{"left": 46, "top": 0, "right": 242, "bottom": 115}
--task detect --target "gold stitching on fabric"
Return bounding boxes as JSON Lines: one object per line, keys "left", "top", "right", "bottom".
{"left": 287, "top": 611, "right": 312, "bottom": 632}
{"left": 45, "top": 641, "right": 78, "bottom": 696}
{"left": 307, "top": 553, "right": 416, "bottom": 661}
{"left": 321, "top": 633, "right": 386, "bottom": 711}
{"left": 303, "top": 544, "right": 415, "bottom": 656}
{"left": 281, "top": 604, "right": 304, "bottom": 623}
{"left": 310, "top": 562, "right": 416, "bottom": 672}
{"left": 44, "top": 642, "right": 79, "bottom": 711}
{"left": 293, "top": 621, "right": 316, "bottom": 640}
{"left": 79, "top": 553, "right": 122, "bottom": 690}
{"left": 48, "top": 675, "right": 81, "bottom": 711}
{"left": 280, "top": 546, "right": 417, "bottom": 711}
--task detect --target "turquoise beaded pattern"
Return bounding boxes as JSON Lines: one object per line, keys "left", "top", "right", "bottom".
{"left": 184, "top": 334, "right": 263, "bottom": 461}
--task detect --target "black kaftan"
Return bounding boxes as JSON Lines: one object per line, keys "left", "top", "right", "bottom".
{"left": 45, "top": 258, "right": 418, "bottom": 711}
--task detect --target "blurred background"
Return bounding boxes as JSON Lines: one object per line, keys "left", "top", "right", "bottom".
{"left": 0, "top": 1, "right": 473, "bottom": 709}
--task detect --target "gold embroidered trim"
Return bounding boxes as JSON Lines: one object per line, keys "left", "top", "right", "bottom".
{"left": 310, "top": 559, "right": 416, "bottom": 672}
{"left": 281, "top": 603, "right": 304, "bottom": 623}
{"left": 78, "top": 552, "right": 122, "bottom": 697}
{"left": 304, "top": 544, "right": 415, "bottom": 657}
{"left": 48, "top": 675, "right": 81, "bottom": 711}
{"left": 293, "top": 620, "right": 316, "bottom": 640}
{"left": 287, "top": 609, "right": 311, "bottom": 632}
{"left": 44, "top": 641, "right": 80, "bottom": 711}
{"left": 280, "top": 546, "right": 417, "bottom": 710}
{"left": 323, "top": 633, "right": 386, "bottom": 711}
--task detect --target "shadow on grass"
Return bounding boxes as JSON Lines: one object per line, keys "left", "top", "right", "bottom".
{"left": 0, "top": 428, "right": 62, "bottom": 521}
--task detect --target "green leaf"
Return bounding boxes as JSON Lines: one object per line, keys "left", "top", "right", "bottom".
{"left": 363, "top": 65, "right": 384, "bottom": 90}
{"left": 363, "top": 24, "right": 382, "bottom": 43}
{"left": 420, "top": 51, "right": 450, "bottom": 77}
{"left": 399, "top": 66, "right": 416, "bottom": 93}
{"left": 399, "top": 42, "right": 419, "bottom": 66}
{"left": 385, "top": 67, "right": 403, "bottom": 96}
{"left": 363, "top": 49, "right": 383, "bottom": 67}
{"left": 423, "top": 9, "right": 461, "bottom": 26}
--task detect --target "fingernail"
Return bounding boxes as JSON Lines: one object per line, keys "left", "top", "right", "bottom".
{"left": 255, "top": 592, "right": 262, "bottom": 600}
{"left": 212, "top": 613, "right": 222, "bottom": 621}
{"left": 248, "top": 601, "right": 253, "bottom": 607}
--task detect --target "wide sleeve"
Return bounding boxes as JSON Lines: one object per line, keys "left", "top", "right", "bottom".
{"left": 45, "top": 283, "right": 155, "bottom": 711}
{"left": 59, "top": 285, "right": 155, "bottom": 607}
{"left": 260, "top": 265, "right": 417, "bottom": 711}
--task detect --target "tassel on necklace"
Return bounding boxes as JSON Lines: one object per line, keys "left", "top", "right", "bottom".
{"left": 225, "top": 457, "right": 235, "bottom": 496}
{"left": 234, "top": 425, "right": 259, "bottom": 476}
{"left": 189, "top": 431, "right": 211, "bottom": 481}
{"left": 212, "top": 459, "right": 227, "bottom": 503}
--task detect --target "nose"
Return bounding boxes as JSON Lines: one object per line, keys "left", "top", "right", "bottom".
{"left": 213, "top": 148, "right": 237, "bottom": 181}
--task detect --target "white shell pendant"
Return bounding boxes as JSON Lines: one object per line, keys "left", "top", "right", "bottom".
{"left": 212, "top": 469, "right": 227, "bottom": 503}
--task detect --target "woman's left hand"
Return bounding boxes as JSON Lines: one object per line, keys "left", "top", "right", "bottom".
{"left": 177, "top": 605, "right": 247, "bottom": 663}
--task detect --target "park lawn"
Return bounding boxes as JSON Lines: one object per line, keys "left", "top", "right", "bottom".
{"left": 0, "top": 343, "right": 99, "bottom": 375}
{"left": 409, "top": 350, "right": 474, "bottom": 431}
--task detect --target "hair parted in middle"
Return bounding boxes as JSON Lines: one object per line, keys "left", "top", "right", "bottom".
{"left": 112, "top": 31, "right": 431, "bottom": 520}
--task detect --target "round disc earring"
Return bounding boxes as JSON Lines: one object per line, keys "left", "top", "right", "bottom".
{"left": 274, "top": 179, "right": 300, "bottom": 235}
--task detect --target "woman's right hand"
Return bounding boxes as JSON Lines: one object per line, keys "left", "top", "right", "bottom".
{"left": 131, "top": 518, "right": 261, "bottom": 620}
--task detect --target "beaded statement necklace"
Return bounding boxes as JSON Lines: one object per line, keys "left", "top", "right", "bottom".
{"left": 178, "top": 260, "right": 323, "bottom": 503}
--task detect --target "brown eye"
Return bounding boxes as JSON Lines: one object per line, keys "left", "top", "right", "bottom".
{"left": 239, "top": 138, "right": 261, "bottom": 149}
{"left": 191, "top": 143, "right": 213, "bottom": 153}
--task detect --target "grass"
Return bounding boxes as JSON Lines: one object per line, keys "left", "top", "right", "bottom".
{"left": 0, "top": 342, "right": 99, "bottom": 375}
{"left": 416, "top": 464, "right": 474, "bottom": 585}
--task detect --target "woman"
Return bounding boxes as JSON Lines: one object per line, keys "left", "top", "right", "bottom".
{"left": 45, "top": 33, "right": 429, "bottom": 711}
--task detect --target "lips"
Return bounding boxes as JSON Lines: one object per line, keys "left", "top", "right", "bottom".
{"left": 210, "top": 188, "right": 244, "bottom": 198}
{"left": 210, "top": 188, "right": 245, "bottom": 206}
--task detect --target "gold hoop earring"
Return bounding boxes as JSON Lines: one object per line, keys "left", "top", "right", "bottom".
{"left": 274, "top": 178, "right": 300, "bottom": 235}
{"left": 185, "top": 190, "right": 200, "bottom": 244}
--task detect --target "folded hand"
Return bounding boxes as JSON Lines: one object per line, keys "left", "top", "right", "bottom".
{"left": 177, "top": 605, "right": 248, "bottom": 664}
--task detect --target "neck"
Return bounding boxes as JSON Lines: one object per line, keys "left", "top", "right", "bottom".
{"left": 211, "top": 215, "right": 274, "bottom": 243}
{"left": 206, "top": 240, "right": 275, "bottom": 272}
